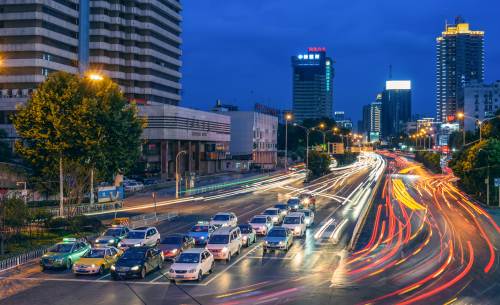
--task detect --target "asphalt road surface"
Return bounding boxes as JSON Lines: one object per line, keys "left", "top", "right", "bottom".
{"left": 1, "top": 152, "right": 498, "bottom": 305}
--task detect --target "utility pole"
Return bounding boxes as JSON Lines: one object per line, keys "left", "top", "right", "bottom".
{"left": 175, "top": 151, "right": 186, "bottom": 199}
{"left": 59, "top": 155, "right": 64, "bottom": 217}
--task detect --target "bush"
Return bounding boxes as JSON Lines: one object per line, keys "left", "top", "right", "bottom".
{"left": 69, "top": 216, "right": 103, "bottom": 233}
{"left": 46, "top": 217, "right": 70, "bottom": 230}
{"left": 414, "top": 151, "right": 441, "bottom": 174}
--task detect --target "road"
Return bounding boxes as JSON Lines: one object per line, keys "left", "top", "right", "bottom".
{"left": 1, "top": 151, "right": 498, "bottom": 305}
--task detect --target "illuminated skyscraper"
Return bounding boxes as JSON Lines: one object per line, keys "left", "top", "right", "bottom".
{"left": 381, "top": 81, "right": 412, "bottom": 140}
{"left": 436, "top": 16, "right": 484, "bottom": 122}
{"left": 291, "top": 47, "right": 334, "bottom": 121}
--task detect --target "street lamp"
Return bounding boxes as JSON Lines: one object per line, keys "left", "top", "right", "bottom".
{"left": 293, "top": 123, "right": 310, "bottom": 172}
{"left": 175, "top": 150, "right": 187, "bottom": 199}
{"left": 457, "top": 112, "right": 466, "bottom": 147}
{"left": 478, "top": 149, "right": 491, "bottom": 206}
{"left": 285, "top": 113, "right": 292, "bottom": 171}
{"left": 87, "top": 72, "right": 104, "bottom": 81}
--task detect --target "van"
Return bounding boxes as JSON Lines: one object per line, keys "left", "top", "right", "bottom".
{"left": 207, "top": 226, "right": 242, "bottom": 262}
{"left": 282, "top": 212, "right": 306, "bottom": 237}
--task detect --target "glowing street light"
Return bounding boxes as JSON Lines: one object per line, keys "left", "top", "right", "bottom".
{"left": 87, "top": 72, "right": 104, "bottom": 81}
{"left": 285, "top": 113, "right": 293, "bottom": 170}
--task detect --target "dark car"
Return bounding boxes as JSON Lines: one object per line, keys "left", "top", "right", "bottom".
{"left": 158, "top": 234, "right": 194, "bottom": 260}
{"left": 110, "top": 247, "right": 163, "bottom": 280}
{"left": 287, "top": 197, "right": 302, "bottom": 211}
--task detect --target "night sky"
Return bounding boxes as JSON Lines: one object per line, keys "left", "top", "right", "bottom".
{"left": 180, "top": 0, "right": 500, "bottom": 124}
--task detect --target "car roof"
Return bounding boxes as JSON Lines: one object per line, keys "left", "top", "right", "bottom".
{"left": 265, "top": 208, "right": 279, "bottom": 211}
{"left": 213, "top": 226, "right": 238, "bottom": 235}
{"left": 214, "top": 212, "right": 233, "bottom": 216}
{"left": 182, "top": 248, "right": 205, "bottom": 254}
{"left": 270, "top": 226, "right": 286, "bottom": 231}
{"left": 90, "top": 246, "right": 116, "bottom": 250}
{"left": 287, "top": 212, "right": 305, "bottom": 217}
{"left": 252, "top": 215, "right": 269, "bottom": 219}
{"left": 131, "top": 227, "right": 154, "bottom": 231}
{"left": 297, "top": 209, "right": 311, "bottom": 213}
{"left": 163, "top": 233, "right": 185, "bottom": 238}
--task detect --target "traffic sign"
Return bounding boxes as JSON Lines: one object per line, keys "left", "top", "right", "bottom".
{"left": 494, "top": 178, "right": 500, "bottom": 187}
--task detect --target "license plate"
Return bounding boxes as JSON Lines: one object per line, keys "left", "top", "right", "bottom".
{"left": 118, "top": 272, "right": 126, "bottom": 276}
{"left": 77, "top": 269, "right": 86, "bottom": 272}
{"left": 175, "top": 275, "right": 184, "bottom": 278}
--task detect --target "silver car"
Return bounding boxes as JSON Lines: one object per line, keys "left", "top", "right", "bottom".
{"left": 248, "top": 215, "right": 273, "bottom": 236}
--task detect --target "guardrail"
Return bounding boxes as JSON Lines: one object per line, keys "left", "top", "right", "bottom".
{"left": 183, "top": 173, "right": 274, "bottom": 196}
{"left": 130, "top": 212, "right": 178, "bottom": 228}
{"left": 0, "top": 247, "right": 49, "bottom": 272}
{"left": 32, "top": 201, "right": 123, "bottom": 217}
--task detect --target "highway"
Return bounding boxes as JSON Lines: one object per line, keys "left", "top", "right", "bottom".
{"left": 1, "top": 151, "right": 498, "bottom": 305}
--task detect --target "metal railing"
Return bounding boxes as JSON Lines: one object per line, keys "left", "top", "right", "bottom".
{"left": 0, "top": 247, "right": 49, "bottom": 272}
{"left": 32, "top": 201, "right": 123, "bottom": 217}
{"left": 130, "top": 212, "right": 178, "bottom": 228}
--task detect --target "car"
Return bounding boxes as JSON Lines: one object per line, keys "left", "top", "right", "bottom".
{"left": 73, "top": 247, "right": 122, "bottom": 275}
{"left": 124, "top": 181, "right": 144, "bottom": 192}
{"left": 143, "top": 178, "right": 160, "bottom": 186}
{"left": 248, "top": 215, "right": 273, "bottom": 236}
{"left": 238, "top": 224, "right": 256, "bottom": 247}
{"left": 94, "top": 226, "right": 130, "bottom": 247}
{"left": 168, "top": 248, "right": 215, "bottom": 282}
{"left": 299, "top": 193, "right": 316, "bottom": 210}
{"left": 187, "top": 222, "right": 217, "bottom": 245}
{"left": 158, "top": 234, "right": 195, "bottom": 260}
{"left": 263, "top": 227, "right": 293, "bottom": 253}
{"left": 297, "top": 209, "right": 315, "bottom": 227}
{"left": 274, "top": 203, "right": 289, "bottom": 216}
{"left": 207, "top": 226, "right": 242, "bottom": 262}
{"left": 282, "top": 212, "right": 307, "bottom": 237}
{"left": 287, "top": 197, "right": 302, "bottom": 211}
{"left": 118, "top": 227, "right": 160, "bottom": 249}
{"left": 40, "top": 238, "right": 91, "bottom": 270}
{"left": 110, "top": 247, "right": 163, "bottom": 279}
{"left": 209, "top": 212, "right": 237, "bottom": 228}
{"left": 262, "top": 208, "right": 283, "bottom": 225}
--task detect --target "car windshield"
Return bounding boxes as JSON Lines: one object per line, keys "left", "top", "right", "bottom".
{"left": 213, "top": 214, "right": 230, "bottom": 221}
{"left": 191, "top": 225, "right": 208, "bottom": 233}
{"left": 268, "top": 229, "right": 287, "bottom": 237}
{"left": 121, "top": 249, "right": 146, "bottom": 260}
{"left": 50, "top": 243, "right": 73, "bottom": 253}
{"left": 275, "top": 205, "right": 286, "bottom": 210}
{"left": 238, "top": 225, "right": 252, "bottom": 234}
{"left": 161, "top": 236, "right": 182, "bottom": 244}
{"left": 209, "top": 235, "right": 229, "bottom": 244}
{"left": 104, "top": 228, "right": 122, "bottom": 236}
{"left": 300, "top": 211, "right": 311, "bottom": 216}
{"left": 288, "top": 199, "right": 299, "bottom": 205}
{"left": 84, "top": 249, "right": 106, "bottom": 258}
{"left": 176, "top": 253, "right": 200, "bottom": 264}
{"left": 264, "top": 210, "right": 278, "bottom": 215}
{"left": 284, "top": 217, "right": 301, "bottom": 224}
{"left": 126, "top": 231, "right": 145, "bottom": 239}
{"left": 250, "top": 217, "right": 267, "bottom": 224}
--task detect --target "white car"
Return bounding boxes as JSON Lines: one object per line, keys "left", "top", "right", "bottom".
{"left": 262, "top": 208, "right": 283, "bottom": 225}
{"left": 248, "top": 215, "right": 273, "bottom": 235}
{"left": 118, "top": 227, "right": 160, "bottom": 249}
{"left": 168, "top": 248, "right": 214, "bottom": 282}
{"left": 124, "top": 181, "right": 144, "bottom": 192}
{"left": 206, "top": 226, "right": 242, "bottom": 262}
{"left": 210, "top": 212, "right": 237, "bottom": 228}
{"left": 282, "top": 212, "right": 306, "bottom": 237}
{"left": 297, "top": 209, "right": 315, "bottom": 227}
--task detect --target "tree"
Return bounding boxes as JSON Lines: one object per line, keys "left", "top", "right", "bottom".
{"left": 0, "top": 197, "right": 28, "bottom": 255}
{"left": 13, "top": 72, "right": 144, "bottom": 205}
{"left": 307, "top": 151, "right": 331, "bottom": 180}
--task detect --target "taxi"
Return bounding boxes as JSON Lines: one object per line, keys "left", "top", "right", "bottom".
{"left": 73, "top": 246, "right": 122, "bottom": 275}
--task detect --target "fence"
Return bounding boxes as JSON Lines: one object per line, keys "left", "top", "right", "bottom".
{"left": 0, "top": 246, "right": 49, "bottom": 272}
{"left": 130, "top": 212, "right": 178, "bottom": 228}
{"left": 183, "top": 173, "right": 272, "bottom": 196}
{"left": 32, "top": 201, "right": 123, "bottom": 217}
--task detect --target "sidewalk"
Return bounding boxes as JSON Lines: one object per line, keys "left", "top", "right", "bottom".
{"left": 122, "top": 170, "right": 280, "bottom": 208}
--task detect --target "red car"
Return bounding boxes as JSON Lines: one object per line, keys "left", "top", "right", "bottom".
{"left": 157, "top": 234, "right": 195, "bottom": 260}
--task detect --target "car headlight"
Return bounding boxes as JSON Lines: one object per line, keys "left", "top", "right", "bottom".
{"left": 294, "top": 227, "right": 301, "bottom": 232}
{"left": 171, "top": 249, "right": 178, "bottom": 254}
{"left": 108, "top": 239, "right": 115, "bottom": 244}
{"left": 131, "top": 265, "right": 140, "bottom": 271}
{"left": 200, "top": 236, "right": 205, "bottom": 240}
{"left": 242, "top": 236, "right": 248, "bottom": 241}
{"left": 95, "top": 239, "right": 100, "bottom": 243}
{"left": 111, "top": 265, "right": 116, "bottom": 270}
{"left": 117, "top": 242, "right": 122, "bottom": 247}
{"left": 279, "top": 241, "right": 284, "bottom": 245}
{"left": 272, "top": 216, "right": 278, "bottom": 222}
{"left": 264, "top": 241, "right": 269, "bottom": 245}
{"left": 304, "top": 198, "right": 310, "bottom": 204}
{"left": 221, "top": 247, "right": 228, "bottom": 253}
{"left": 91, "top": 264, "right": 96, "bottom": 268}
{"left": 188, "top": 268, "right": 197, "bottom": 273}
{"left": 134, "top": 243, "right": 141, "bottom": 247}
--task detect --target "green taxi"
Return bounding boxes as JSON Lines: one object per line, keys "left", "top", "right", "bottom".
{"left": 40, "top": 238, "right": 91, "bottom": 270}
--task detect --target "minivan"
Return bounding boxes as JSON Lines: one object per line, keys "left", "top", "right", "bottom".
{"left": 206, "top": 226, "right": 242, "bottom": 262}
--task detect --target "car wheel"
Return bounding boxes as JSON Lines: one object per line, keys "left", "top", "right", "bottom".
{"left": 98, "top": 265, "right": 105, "bottom": 275}
{"left": 156, "top": 239, "right": 160, "bottom": 245}
{"left": 197, "top": 270, "right": 203, "bottom": 282}
{"left": 246, "top": 239, "right": 249, "bottom": 247}
{"left": 263, "top": 248, "right": 267, "bottom": 254}
{"left": 41, "top": 266, "right": 46, "bottom": 272}
{"left": 140, "top": 267, "right": 146, "bottom": 279}
{"left": 236, "top": 246, "right": 241, "bottom": 256}
{"left": 170, "top": 279, "right": 176, "bottom": 283}
{"left": 226, "top": 251, "right": 231, "bottom": 263}
{"left": 209, "top": 261, "right": 215, "bottom": 274}
{"left": 66, "top": 259, "right": 72, "bottom": 270}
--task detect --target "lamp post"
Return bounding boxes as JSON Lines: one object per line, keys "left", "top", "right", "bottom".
{"left": 175, "top": 150, "right": 187, "bottom": 199}
{"left": 457, "top": 112, "right": 465, "bottom": 147}
{"left": 293, "top": 123, "right": 310, "bottom": 172}
{"left": 285, "top": 113, "right": 292, "bottom": 171}
{"left": 479, "top": 149, "right": 490, "bottom": 206}
{"left": 319, "top": 123, "right": 326, "bottom": 146}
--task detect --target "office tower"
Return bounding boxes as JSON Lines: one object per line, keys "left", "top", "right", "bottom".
{"left": 463, "top": 81, "right": 500, "bottom": 131}
{"left": 361, "top": 104, "right": 371, "bottom": 134}
{"left": 369, "top": 95, "right": 382, "bottom": 141}
{"left": 334, "top": 111, "right": 345, "bottom": 122}
{"left": 0, "top": 0, "right": 182, "bottom": 107}
{"left": 291, "top": 47, "right": 334, "bottom": 121}
{"left": 381, "top": 81, "right": 412, "bottom": 139}
{"left": 436, "top": 16, "right": 484, "bottom": 122}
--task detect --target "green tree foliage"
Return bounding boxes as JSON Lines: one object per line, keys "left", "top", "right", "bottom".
{"left": 307, "top": 151, "right": 331, "bottom": 180}
{"left": 13, "top": 72, "right": 144, "bottom": 197}
{"left": 449, "top": 139, "right": 500, "bottom": 204}
{"left": 414, "top": 151, "right": 441, "bottom": 174}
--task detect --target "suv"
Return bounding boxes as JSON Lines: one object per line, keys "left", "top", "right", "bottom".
{"left": 210, "top": 212, "right": 237, "bottom": 228}
{"left": 207, "top": 226, "right": 242, "bottom": 262}
{"left": 95, "top": 226, "right": 129, "bottom": 247}
{"left": 118, "top": 227, "right": 160, "bottom": 249}
{"left": 287, "top": 197, "right": 302, "bottom": 211}
{"left": 282, "top": 212, "right": 306, "bottom": 237}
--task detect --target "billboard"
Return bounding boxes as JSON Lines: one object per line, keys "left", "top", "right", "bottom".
{"left": 386, "top": 80, "right": 411, "bottom": 90}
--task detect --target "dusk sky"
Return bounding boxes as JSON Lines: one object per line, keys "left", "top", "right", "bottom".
{"left": 180, "top": 0, "right": 500, "bottom": 124}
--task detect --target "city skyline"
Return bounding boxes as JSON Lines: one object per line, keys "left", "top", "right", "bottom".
{"left": 181, "top": 0, "right": 500, "bottom": 122}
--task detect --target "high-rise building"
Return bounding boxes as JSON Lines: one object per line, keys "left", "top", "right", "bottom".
{"left": 370, "top": 95, "right": 382, "bottom": 141}
{"left": 0, "top": 0, "right": 182, "bottom": 108}
{"left": 463, "top": 81, "right": 500, "bottom": 131}
{"left": 360, "top": 104, "right": 371, "bottom": 134}
{"left": 291, "top": 47, "right": 334, "bottom": 121}
{"left": 334, "top": 111, "right": 345, "bottom": 122}
{"left": 436, "top": 16, "right": 484, "bottom": 123}
{"left": 381, "top": 81, "right": 412, "bottom": 139}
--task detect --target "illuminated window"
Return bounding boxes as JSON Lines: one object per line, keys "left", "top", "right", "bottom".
{"left": 314, "top": 54, "right": 320, "bottom": 59}
{"left": 298, "top": 54, "right": 303, "bottom": 59}
{"left": 326, "top": 61, "right": 331, "bottom": 66}
{"left": 303, "top": 55, "right": 308, "bottom": 59}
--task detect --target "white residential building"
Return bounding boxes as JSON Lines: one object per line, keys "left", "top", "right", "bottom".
{"left": 463, "top": 81, "right": 500, "bottom": 131}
